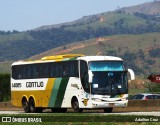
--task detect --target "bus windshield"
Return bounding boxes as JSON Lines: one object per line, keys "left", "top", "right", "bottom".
{"left": 89, "top": 61, "right": 128, "bottom": 95}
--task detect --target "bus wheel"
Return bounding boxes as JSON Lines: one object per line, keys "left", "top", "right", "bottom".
{"left": 22, "top": 98, "right": 30, "bottom": 113}
{"left": 103, "top": 108, "right": 113, "bottom": 113}
{"left": 72, "top": 98, "right": 83, "bottom": 113}
{"left": 29, "top": 98, "right": 36, "bottom": 113}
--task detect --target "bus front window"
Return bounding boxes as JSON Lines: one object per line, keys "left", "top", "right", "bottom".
{"left": 89, "top": 61, "right": 128, "bottom": 95}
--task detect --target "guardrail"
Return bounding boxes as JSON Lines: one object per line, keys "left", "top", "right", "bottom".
{"left": 0, "top": 102, "right": 22, "bottom": 111}
{"left": 114, "top": 100, "right": 160, "bottom": 112}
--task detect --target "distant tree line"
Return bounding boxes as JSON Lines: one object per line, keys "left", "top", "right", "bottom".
{"left": 0, "top": 30, "right": 19, "bottom": 35}
{"left": 134, "top": 12, "right": 160, "bottom": 21}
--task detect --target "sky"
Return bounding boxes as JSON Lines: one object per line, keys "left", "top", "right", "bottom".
{"left": 0, "top": 0, "right": 152, "bottom": 31}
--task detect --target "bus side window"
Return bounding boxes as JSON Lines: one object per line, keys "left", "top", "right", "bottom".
{"left": 27, "top": 65, "right": 32, "bottom": 79}
{"left": 18, "top": 66, "right": 23, "bottom": 79}
{"left": 69, "top": 61, "right": 78, "bottom": 77}
{"left": 32, "top": 64, "right": 37, "bottom": 78}
{"left": 62, "top": 63, "right": 68, "bottom": 77}
{"left": 12, "top": 66, "right": 18, "bottom": 79}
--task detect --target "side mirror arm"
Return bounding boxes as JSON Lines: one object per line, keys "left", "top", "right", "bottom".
{"left": 128, "top": 69, "right": 135, "bottom": 80}
{"left": 88, "top": 70, "right": 93, "bottom": 83}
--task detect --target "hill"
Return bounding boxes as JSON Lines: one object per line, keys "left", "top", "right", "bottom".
{"left": 35, "top": 1, "right": 160, "bottom": 31}
{"left": 28, "top": 33, "right": 160, "bottom": 76}
{"left": 1, "top": 32, "right": 160, "bottom": 76}
{"left": 120, "top": 1, "right": 160, "bottom": 15}
{"left": 0, "top": 1, "right": 160, "bottom": 62}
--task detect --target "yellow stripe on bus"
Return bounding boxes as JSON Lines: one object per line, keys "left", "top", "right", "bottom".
{"left": 42, "top": 78, "right": 55, "bottom": 107}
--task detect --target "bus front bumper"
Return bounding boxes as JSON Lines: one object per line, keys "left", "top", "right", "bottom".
{"left": 91, "top": 100, "right": 128, "bottom": 108}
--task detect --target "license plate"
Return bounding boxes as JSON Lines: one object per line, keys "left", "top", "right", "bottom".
{"left": 109, "top": 103, "right": 115, "bottom": 107}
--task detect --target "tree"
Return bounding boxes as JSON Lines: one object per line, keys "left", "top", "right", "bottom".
{"left": 0, "top": 74, "right": 10, "bottom": 102}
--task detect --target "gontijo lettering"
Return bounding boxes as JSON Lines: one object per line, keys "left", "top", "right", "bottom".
{"left": 26, "top": 82, "right": 44, "bottom": 88}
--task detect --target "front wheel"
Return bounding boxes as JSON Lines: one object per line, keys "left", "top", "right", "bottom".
{"left": 103, "top": 108, "right": 113, "bottom": 113}
{"left": 72, "top": 98, "right": 83, "bottom": 113}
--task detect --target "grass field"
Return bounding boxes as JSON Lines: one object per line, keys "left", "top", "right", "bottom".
{"left": 0, "top": 113, "right": 160, "bottom": 124}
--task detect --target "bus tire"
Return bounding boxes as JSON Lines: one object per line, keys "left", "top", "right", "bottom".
{"left": 71, "top": 97, "right": 83, "bottom": 113}
{"left": 22, "top": 98, "right": 30, "bottom": 113}
{"left": 29, "top": 97, "right": 36, "bottom": 113}
{"left": 103, "top": 108, "right": 113, "bottom": 113}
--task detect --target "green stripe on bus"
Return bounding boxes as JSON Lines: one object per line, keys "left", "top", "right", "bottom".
{"left": 48, "top": 78, "right": 62, "bottom": 107}
{"left": 53, "top": 57, "right": 76, "bottom": 107}
{"left": 48, "top": 57, "right": 78, "bottom": 108}
{"left": 54, "top": 77, "right": 69, "bottom": 107}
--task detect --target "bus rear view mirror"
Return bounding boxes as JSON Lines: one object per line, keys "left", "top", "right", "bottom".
{"left": 128, "top": 69, "right": 135, "bottom": 80}
{"left": 88, "top": 70, "right": 93, "bottom": 83}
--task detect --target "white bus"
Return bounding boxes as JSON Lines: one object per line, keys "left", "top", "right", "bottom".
{"left": 11, "top": 54, "right": 135, "bottom": 113}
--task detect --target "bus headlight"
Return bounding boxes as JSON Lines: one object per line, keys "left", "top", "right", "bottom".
{"left": 121, "top": 97, "right": 128, "bottom": 101}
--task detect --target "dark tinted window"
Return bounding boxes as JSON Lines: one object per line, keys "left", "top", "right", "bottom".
{"left": 131, "top": 94, "right": 144, "bottom": 100}
{"left": 136, "top": 95, "right": 144, "bottom": 99}
{"left": 154, "top": 95, "right": 160, "bottom": 99}
{"left": 12, "top": 60, "right": 79, "bottom": 79}
{"left": 80, "top": 60, "right": 89, "bottom": 93}
{"left": 146, "top": 95, "right": 154, "bottom": 99}
{"left": 130, "top": 95, "right": 138, "bottom": 100}
{"left": 147, "top": 95, "right": 160, "bottom": 99}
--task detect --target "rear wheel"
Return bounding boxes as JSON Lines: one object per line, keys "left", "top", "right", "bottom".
{"left": 29, "top": 98, "right": 36, "bottom": 113}
{"left": 103, "top": 108, "right": 113, "bottom": 113}
{"left": 22, "top": 98, "right": 30, "bottom": 113}
{"left": 72, "top": 98, "right": 83, "bottom": 113}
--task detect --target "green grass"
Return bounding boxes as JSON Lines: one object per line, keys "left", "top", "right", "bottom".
{"left": 0, "top": 114, "right": 160, "bottom": 124}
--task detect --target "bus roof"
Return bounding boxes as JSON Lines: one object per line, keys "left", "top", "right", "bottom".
{"left": 41, "top": 54, "right": 84, "bottom": 61}
{"left": 78, "top": 56, "right": 123, "bottom": 62}
{"left": 12, "top": 54, "right": 123, "bottom": 66}
{"left": 12, "top": 54, "right": 84, "bottom": 65}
